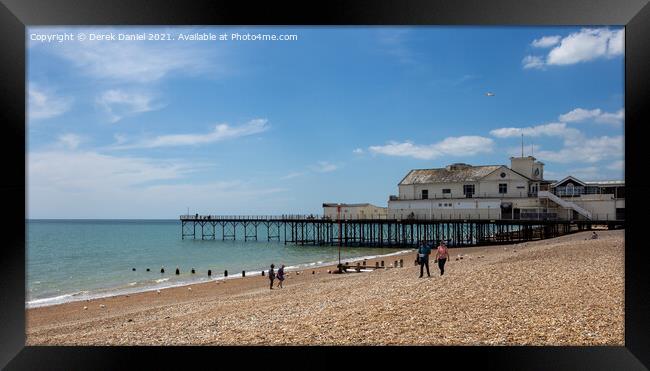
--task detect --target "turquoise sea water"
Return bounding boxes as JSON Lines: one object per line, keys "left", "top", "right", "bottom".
{"left": 26, "top": 220, "right": 408, "bottom": 307}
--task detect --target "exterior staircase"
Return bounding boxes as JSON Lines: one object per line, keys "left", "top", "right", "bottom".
{"left": 538, "top": 191, "right": 592, "bottom": 220}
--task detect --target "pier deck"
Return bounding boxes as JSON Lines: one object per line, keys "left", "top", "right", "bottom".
{"left": 180, "top": 215, "right": 624, "bottom": 248}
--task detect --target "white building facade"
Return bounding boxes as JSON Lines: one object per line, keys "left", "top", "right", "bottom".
{"left": 322, "top": 203, "right": 388, "bottom": 220}
{"left": 386, "top": 157, "right": 624, "bottom": 221}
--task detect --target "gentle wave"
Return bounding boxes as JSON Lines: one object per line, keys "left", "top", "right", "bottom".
{"left": 26, "top": 249, "right": 414, "bottom": 309}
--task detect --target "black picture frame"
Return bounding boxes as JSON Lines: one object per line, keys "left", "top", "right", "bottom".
{"left": 1, "top": 0, "right": 649, "bottom": 369}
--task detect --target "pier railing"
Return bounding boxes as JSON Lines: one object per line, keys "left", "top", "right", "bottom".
{"left": 180, "top": 213, "right": 621, "bottom": 222}
{"left": 179, "top": 214, "right": 624, "bottom": 247}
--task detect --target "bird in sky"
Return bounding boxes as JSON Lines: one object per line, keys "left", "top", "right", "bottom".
{"left": 486, "top": 92, "right": 495, "bottom": 96}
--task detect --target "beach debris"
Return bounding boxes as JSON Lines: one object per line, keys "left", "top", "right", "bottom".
{"left": 455, "top": 258, "right": 459, "bottom": 261}
{"left": 296, "top": 271, "right": 300, "bottom": 275}
{"left": 83, "top": 306, "right": 88, "bottom": 310}
{"left": 99, "top": 304, "right": 106, "bottom": 308}
{"left": 127, "top": 319, "right": 133, "bottom": 322}
{"left": 188, "top": 287, "right": 192, "bottom": 291}
{"left": 156, "top": 289, "right": 161, "bottom": 294}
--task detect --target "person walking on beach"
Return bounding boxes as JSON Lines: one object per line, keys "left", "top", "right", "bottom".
{"left": 417, "top": 241, "right": 432, "bottom": 278}
{"left": 435, "top": 240, "right": 450, "bottom": 276}
{"left": 276, "top": 264, "right": 286, "bottom": 288}
{"left": 268, "top": 264, "right": 276, "bottom": 290}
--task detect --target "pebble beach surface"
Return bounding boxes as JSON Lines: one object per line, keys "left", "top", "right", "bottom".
{"left": 26, "top": 230, "right": 624, "bottom": 345}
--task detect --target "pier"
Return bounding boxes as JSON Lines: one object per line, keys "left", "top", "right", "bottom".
{"left": 180, "top": 215, "right": 624, "bottom": 247}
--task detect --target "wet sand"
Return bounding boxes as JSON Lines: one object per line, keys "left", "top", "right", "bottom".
{"left": 26, "top": 229, "right": 624, "bottom": 345}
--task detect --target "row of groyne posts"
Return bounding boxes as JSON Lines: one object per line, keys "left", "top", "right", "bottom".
{"left": 180, "top": 215, "right": 622, "bottom": 247}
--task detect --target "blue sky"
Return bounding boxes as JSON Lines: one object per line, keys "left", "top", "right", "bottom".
{"left": 27, "top": 26, "right": 624, "bottom": 218}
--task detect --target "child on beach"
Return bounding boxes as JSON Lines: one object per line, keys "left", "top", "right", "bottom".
{"left": 435, "top": 241, "right": 450, "bottom": 276}
{"left": 276, "top": 264, "right": 285, "bottom": 288}
{"left": 269, "top": 264, "right": 276, "bottom": 290}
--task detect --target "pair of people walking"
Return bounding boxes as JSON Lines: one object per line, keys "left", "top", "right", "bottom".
{"left": 268, "top": 263, "right": 285, "bottom": 289}
{"left": 417, "top": 240, "right": 449, "bottom": 277}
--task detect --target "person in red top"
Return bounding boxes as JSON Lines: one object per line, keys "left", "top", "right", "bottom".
{"left": 435, "top": 240, "right": 450, "bottom": 276}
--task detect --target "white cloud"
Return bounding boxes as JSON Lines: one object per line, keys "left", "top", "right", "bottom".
{"left": 114, "top": 119, "right": 269, "bottom": 149}
{"left": 558, "top": 108, "right": 624, "bottom": 125}
{"left": 28, "top": 84, "right": 73, "bottom": 120}
{"left": 525, "top": 28, "right": 624, "bottom": 70}
{"left": 97, "top": 90, "right": 162, "bottom": 123}
{"left": 536, "top": 135, "right": 623, "bottom": 163}
{"left": 44, "top": 28, "right": 221, "bottom": 83}
{"left": 607, "top": 160, "right": 624, "bottom": 171}
{"left": 28, "top": 150, "right": 193, "bottom": 191}
{"left": 491, "top": 108, "right": 623, "bottom": 168}
{"left": 489, "top": 122, "right": 580, "bottom": 140}
{"left": 280, "top": 171, "right": 307, "bottom": 180}
{"left": 27, "top": 148, "right": 286, "bottom": 218}
{"left": 113, "top": 133, "right": 127, "bottom": 145}
{"left": 56, "top": 133, "right": 83, "bottom": 150}
{"left": 548, "top": 28, "right": 623, "bottom": 65}
{"left": 352, "top": 148, "right": 364, "bottom": 154}
{"left": 531, "top": 35, "right": 561, "bottom": 48}
{"left": 369, "top": 136, "right": 494, "bottom": 160}
{"left": 311, "top": 161, "right": 338, "bottom": 173}
{"left": 377, "top": 29, "right": 415, "bottom": 65}
{"left": 281, "top": 161, "right": 339, "bottom": 181}
{"left": 522, "top": 55, "right": 545, "bottom": 70}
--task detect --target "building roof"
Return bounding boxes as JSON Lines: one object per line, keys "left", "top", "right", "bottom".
{"left": 399, "top": 165, "right": 504, "bottom": 185}
{"left": 584, "top": 180, "right": 625, "bottom": 186}
{"left": 322, "top": 203, "right": 384, "bottom": 208}
{"left": 551, "top": 176, "right": 586, "bottom": 187}
{"left": 551, "top": 176, "right": 625, "bottom": 187}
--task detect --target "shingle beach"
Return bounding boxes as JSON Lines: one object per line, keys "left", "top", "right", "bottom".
{"left": 27, "top": 229, "right": 624, "bottom": 345}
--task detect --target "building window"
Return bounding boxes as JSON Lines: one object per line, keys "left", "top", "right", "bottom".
{"left": 566, "top": 183, "right": 574, "bottom": 196}
{"left": 463, "top": 184, "right": 475, "bottom": 198}
{"left": 442, "top": 189, "right": 451, "bottom": 194}
{"left": 499, "top": 183, "right": 507, "bottom": 194}
{"left": 421, "top": 189, "right": 428, "bottom": 199}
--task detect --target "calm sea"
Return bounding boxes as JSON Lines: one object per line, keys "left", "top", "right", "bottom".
{"left": 26, "top": 220, "right": 408, "bottom": 307}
